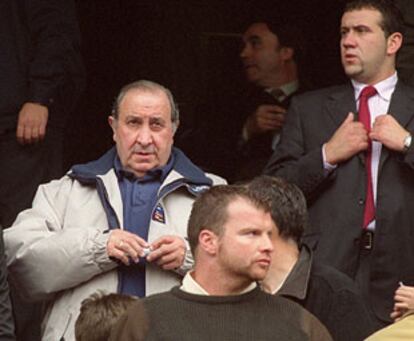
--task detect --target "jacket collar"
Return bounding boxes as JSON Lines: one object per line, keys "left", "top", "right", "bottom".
{"left": 325, "top": 82, "right": 356, "bottom": 128}
{"left": 68, "top": 147, "right": 117, "bottom": 184}
{"left": 277, "top": 245, "right": 313, "bottom": 300}
{"left": 67, "top": 147, "right": 214, "bottom": 230}
{"left": 68, "top": 146, "right": 213, "bottom": 188}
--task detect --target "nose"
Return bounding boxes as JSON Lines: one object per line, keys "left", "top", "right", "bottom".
{"left": 240, "top": 43, "right": 250, "bottom": 59}
{"left": 261, "top": 233, "right": 274, "bottom": 253}
{"left": 341, "top": 31, "right": 356, "bottom": 48}
{"left": 136, "top": 125, "right": 152, "bottom": 147}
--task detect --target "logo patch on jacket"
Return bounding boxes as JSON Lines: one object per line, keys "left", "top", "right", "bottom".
{"left": 187, "top": 184, "right": 210, "bottom": 196}
{"left": 152, "top": 204, "right": 166, "bottom": 224}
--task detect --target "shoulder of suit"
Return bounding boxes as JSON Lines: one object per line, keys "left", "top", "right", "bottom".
{"left": 291, "top": 84, "right": 352, "bottom": 103}
{"left": 395, "top": 79, "right": 414, "bottom": 96}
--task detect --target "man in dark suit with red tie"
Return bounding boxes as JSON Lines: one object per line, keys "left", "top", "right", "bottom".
{"left": 264, "top": 0, "right": 414, "bottom": 331}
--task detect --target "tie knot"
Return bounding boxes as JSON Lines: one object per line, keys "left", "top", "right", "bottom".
{"left": 360, "top": 86, "right": 377, "bottom": 99}
{"left": 269, "top": 88, "right": 286, "bottom": 101}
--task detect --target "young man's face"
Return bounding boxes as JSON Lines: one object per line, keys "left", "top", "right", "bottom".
{"left": 240, "top": 23, "right": 285, "bottom": 88}
{"left": 340, "top": 8, "right": 399, "bottom": 84}
{"left": 216, "top": 198, "right": 274, "bottom": 285}
{"left": 109, "top": 89, "right": 176, "bottom": 177}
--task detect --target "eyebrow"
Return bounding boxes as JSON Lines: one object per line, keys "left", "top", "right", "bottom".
{"left": 245, "top": 35, "right": 261, "bottom": 42}
{"left": 341, "top": 23, "right": 372, "bottom": 31}
{"left": 238, "top": 226, "right": 261, "bottom": 233}
{"left": 149, "top": 116, "right": 166, "bottom": 122}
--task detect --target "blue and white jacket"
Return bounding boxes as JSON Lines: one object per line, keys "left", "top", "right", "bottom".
{"left": 5, "top": 147, "right": 226, "bottom": 341}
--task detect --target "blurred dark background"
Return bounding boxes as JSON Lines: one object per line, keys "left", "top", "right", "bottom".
{"left": 64, "top": 0, "right": 349, "bottom": 170}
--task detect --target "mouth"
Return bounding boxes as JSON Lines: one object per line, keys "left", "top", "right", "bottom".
{"left": 343, "top": 53, "right": 358, "bottom": 63}
{"left": 243, "top": 63, "right": 256, "bottom": 70}
{"left": 256, "top": 258, "right": 271, "bottom": 267}
{"left": 132, "top": 151, "right": 154, "bottom": 160}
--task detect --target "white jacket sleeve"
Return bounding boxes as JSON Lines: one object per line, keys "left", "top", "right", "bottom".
{"left": 4, "top": 177, "right": 117, "bottom": 301}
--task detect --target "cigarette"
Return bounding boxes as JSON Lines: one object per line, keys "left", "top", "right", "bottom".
{"left": 142, "top": 247, "right": 151, "bottom": 257}
{"left": 399, "top": 281, "right": 405, "bottom": 287}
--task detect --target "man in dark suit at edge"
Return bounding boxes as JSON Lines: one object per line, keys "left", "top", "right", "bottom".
{"left": 265, "top": 0, "right": 414, "bottom": 331}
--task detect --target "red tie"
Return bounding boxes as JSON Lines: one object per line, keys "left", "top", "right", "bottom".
{"left": 359, "top": 85, "right": 377, "bottom": 229}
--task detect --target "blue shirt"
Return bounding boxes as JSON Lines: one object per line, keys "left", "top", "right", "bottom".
{"left": 114, "top": 154, "right": 174, "bottom": 297}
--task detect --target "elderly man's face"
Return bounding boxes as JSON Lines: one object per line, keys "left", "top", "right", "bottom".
{"left": 109, "top": 89, "right": 175, "bottom": 177}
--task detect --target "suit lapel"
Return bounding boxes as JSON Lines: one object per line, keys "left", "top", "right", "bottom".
{"left": 325, "top": 83, "right": 356, "bottom": 126}
{"left": 379, "top": 81, "right": 414, "bottom": 170}
{"left": 324, "top": 83, "right": 364, "bottom": 164}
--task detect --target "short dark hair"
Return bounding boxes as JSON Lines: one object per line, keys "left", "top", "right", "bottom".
{"left": 187, "top": 185, "right": 270, "bottom": 255}
{"left": 247, "top": 176, "right": 307, "bottom": 244}
{"left": 75, "top": 291, "right": 137, "bottom": 341}
{"left": 245, "top": 11, "right": 306, "bottom": 67}
{"left": 266, "top": 22, "right": 306, "bottom": 65}
{"left": 344, "top": 0, "right": 405, "bottom": 37}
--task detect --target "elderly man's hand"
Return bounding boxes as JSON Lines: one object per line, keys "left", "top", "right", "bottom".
{"left": 147, "top": 235, "right": 186, "bottom": 270}
{"left": 16, "top": 102, "right": 49, "bottom": 145}
{"left": 107, "top": 229, "right": 149, "bottom": 266}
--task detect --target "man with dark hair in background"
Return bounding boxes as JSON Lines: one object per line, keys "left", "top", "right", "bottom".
{"left": 248, "top": 176, "right": 375, "bottom": 341}
{"left": 235, "top": 20, "right": 306, "bottom": 180}
{"left": 176, "top": 16, "right": 307, "bottom": 183}
{"left": 265, "top": 0, "right": 414, "bottom": 330}
{"left": 110, "top": 185, "right": 332, "bottom": 341}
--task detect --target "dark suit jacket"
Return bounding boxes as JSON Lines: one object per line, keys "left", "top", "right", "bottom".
{"left": 177, "top": 85, "right": 296, "bottom": 182}
{"left": 279, "top": 246, "right": 375, "bottom": 341}
{"left": 264, "top": 80, "right": 414, "bottom": 323}
{"left": 234, "top": 87, "right": 296, "bottom": 181}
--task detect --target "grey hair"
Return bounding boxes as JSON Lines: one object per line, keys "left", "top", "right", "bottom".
{"left": 111, "top": 80, "right": 179, "bottom": 125}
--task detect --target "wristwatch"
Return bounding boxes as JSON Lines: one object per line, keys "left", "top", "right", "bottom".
{"left": 403, "top": 133, "right": 412, "bottom": 153}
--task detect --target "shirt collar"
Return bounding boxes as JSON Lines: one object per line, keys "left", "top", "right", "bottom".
{"left": 276, "top": 245, "right": 312, "bottom": 300}
{"left": 352, "top": 72, "right": 398, "bottom": 102}
{"left": 180, "top": 272, "right": 257, "bottom": 296}
{"left": 114, "top": 151, "right": 175, "bottom": 183}
{"left": 279, "top": 80, "right": 299, "bottom": 97}
{"left": 265, "top": 80, "right": 299, "bottom": 101}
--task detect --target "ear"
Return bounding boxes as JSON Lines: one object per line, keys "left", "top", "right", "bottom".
{"left": 387, "top": 32, "right": 403, "bottom": 55}
{"left": 280, "top": 47, "right": 294, "bottom": 61}
{"left": 108, "top": 116, "right": 117, "bottom": 143}
{"left": 198, "top": 229, "right": 219, "bottom": 256}
{"left": 172, "top": 120, "right": 180, "bottom": 135}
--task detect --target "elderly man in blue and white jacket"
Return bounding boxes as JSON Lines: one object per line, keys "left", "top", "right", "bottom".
{"left": 4, "top": 80, "right": 225, "bottom": 341}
